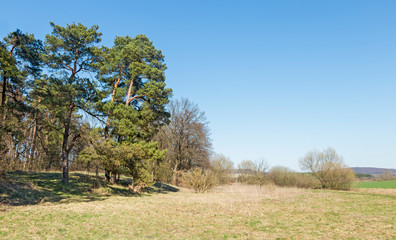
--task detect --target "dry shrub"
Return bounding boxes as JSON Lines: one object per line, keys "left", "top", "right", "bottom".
{"left": 183, "top": 168, "right": 216, "bottom": 193}
{"left": 211, "top": 154, "right": 234, "bottom": 185}
{"left": 268, "top": 166, "right": 318, "bottom": 189}
{"left": 128, "top": 181, "right": 152, "bottom": 193}
{"left": 128, "top": 183, "right": 145, "bottom": 193}
{"left": 319, "top": 164, "right": 356, "bottom": 190}
{"left": 237, "top": 159, "right": 270, "bottom": 186}
{"left": 300, "top": 148, "right": 356, "bottom": 191}
{"left": 237, "top": 174, "right": 268, "bottom": 186}
{"left": 172, "top": 170, "right": 186, "bottom": 187}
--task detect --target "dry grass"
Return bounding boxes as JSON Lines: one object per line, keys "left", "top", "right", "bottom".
{"left": 354, "top": 188, "right": 396, "bottom": 195}
{"left": 1, "top": 183, "right": 395, "bottom": 239}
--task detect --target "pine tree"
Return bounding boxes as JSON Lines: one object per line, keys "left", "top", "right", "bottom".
{"left": 93, "top": 34, "right": 172, "bottom": 187}
{"left": 43, "top": 22, "right": 102, "bottom": 183}
{"left": 0, "top": 30, "right": 42, "bottom": 170}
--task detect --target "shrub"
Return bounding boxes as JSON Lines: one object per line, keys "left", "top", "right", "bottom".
{"left": 183, "top": 168, "right": 216, "bottom": 193}
{"left": 268, "top": 166, "right": 318, "bottom": 189}
{"left": 153, "top": 161, "right": 173, "bottom": 184}
{"left": 299, "top": 148, "right": 356, "bottom": 190}
{"left": 319, "top": 163, "right": 356, "bottom": 190}
{"left": 237, "top": 160, "right": 255, "bottom": 183}
{"left": 211, "top": 154, "right": 234, "bottom": 185}
{"left": 237, "top": 159, "right": 269, "bottom": 186}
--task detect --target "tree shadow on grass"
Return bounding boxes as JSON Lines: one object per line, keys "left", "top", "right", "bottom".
{"left": 0, "top": 171, "right": 109, "bottom": 206}
{"left": 152, "top": 182, "right": 179, "bottom": 193}
{"left": 0, "top": 171, "right": 179, "bottom": 206}
{"left": 106, "top": 181, "right": 179, "bottom": 196}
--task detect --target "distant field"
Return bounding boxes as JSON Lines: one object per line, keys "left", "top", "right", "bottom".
{"left": 1, "top": 172, "right": 396, "bottom": 239}
{"left": 356, "top": 180, "right": 396, "bottom": 189}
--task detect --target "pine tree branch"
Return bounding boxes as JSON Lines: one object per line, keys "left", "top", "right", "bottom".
{"left": 62, "top": 60, "right": 74, "bottom": 72}
{"left": 126, "top": 95, "right": 145, "bottom": 105}
{"left": 66, "top": 134, "right": 81, "bottom": 154}
{"left": 77, "top": 105, "right": 107, "bottom": 124}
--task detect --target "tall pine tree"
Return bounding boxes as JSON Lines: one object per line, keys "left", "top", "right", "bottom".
{"left": 93, "top": 35, "right": 172, "bottom": 186}
{"left": 0, "top": 30, "right": 42, "bottom": 170}
{"left": 43, "top": 22, "right": 102, "bottom": 183}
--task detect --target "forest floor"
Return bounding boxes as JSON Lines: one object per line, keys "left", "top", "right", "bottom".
{"left": 0, "top": 171, "right": 395, "bottom": 239}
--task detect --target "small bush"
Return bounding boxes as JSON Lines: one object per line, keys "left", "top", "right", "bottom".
{"left": 237, "top": 159, "right": 270, "bottom": 186}
{"left": 319, "top": 165, "right": 356, "bottom": 190}
{"left": 268, "top": 166, "right": 318, "bottom": 189}
{"left": 153, "top": 161, "right": 173, "bottom": 184}
{"left": 183, "top": 168, "right": 216, "bottom": 193}
{"left": 237, "top": 174, "right": 268, "bottom": 186}
{"left": 211, "top": 154, "right": 234, "bottom": 185}
{"left": 128, "top": 182, "right": 150, "bottom": 193}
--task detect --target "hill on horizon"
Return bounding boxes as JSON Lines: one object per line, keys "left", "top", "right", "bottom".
{"left": 351, "top": 167, "right": 396, "bottom": 175}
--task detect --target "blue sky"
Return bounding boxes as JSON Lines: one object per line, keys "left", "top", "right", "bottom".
{"left": 1, "top": 0, "right": 395, "bottom": 170}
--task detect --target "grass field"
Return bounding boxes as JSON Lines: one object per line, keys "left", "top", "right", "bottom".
{"left": 356, "top": 180, "right": 396, "bottom": 189}
{"left": 1, "top": 172, "right": 395, "bottom": 239}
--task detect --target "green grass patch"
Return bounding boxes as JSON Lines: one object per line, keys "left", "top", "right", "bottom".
{"left": 356, "top": 180, "right": 396, "bottom": 189}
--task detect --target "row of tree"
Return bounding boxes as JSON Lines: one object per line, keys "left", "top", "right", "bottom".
{"left": 235, "top": 148, "right": 356, "bottom": 190}
{"left": 181, "top": 147, "right": 356, "bottom": 193}
{"left": 0, "top": 22, "right": 212, "bottom": 188}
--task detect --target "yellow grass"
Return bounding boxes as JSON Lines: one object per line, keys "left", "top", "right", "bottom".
{"left": 1, "top": 183, "right": 395, "bottom": 239}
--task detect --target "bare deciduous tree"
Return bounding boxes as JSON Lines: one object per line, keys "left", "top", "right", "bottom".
{"left": 237, "top": 158, "right": 269, "bottom": 185}
{"left": 299, "top": 148, "right": 355, "bottom": 190}
{"left": 378, "top": 169, "right": 395, "bottom": 181}
{"left": 155, "top": 98, "right": 211, "bottom": 185}
{"left": 211, "top": 153, "right": 234, "bottom": 185}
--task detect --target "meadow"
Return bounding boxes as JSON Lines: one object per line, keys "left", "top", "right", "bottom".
{"left": 0, "top": 172, "right": 395, "bottom": 239}
{"left": 356, "top": 180, "right": 396, "bottom": 189}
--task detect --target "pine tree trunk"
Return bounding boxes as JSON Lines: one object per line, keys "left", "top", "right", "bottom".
{"left": 1, "top": 76, "right": 8, "bottom": 129}
{"left": 105, "top": 169, "right": 110, "bottom": 182}
{"left": 29, "top": 119, "right": 38, "bottom": 172}
{"left": 28, "top": 97, "right": 40, "bottom": 172}
{"left": 1, "top": 76, "right": 6, "bottom": 110}
{"left": 61, "top": 102, "right": 74, "bottom": 184}
{"left": 104, "top": 77, "right": 120, "bottom": 138}
{"left": 110, "top": 171, "right": 117, "bottom": 184}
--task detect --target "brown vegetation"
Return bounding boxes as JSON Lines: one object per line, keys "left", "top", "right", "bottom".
{"left": 237, "top": 159, "right": 269, "bottom": 186}
{"left": 267, "top": 166, "right": 318, "bottom": 188}
{"left": 155, "top": 98, "right": 212, "bottom": 186}
{"left": 182, "top": 168, "right": 216, "bottom": 193}
{"left": 300, "top": 148, "right": 356, "bottom": 190}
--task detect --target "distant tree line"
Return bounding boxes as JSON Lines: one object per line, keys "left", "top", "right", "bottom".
{"left": 0, "top": 22, "right": 212, "bottom": 190}
{"left": 234, "top": 148, "right": 356, "bottom": 191}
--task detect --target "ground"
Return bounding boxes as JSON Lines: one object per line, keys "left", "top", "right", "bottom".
{"left": 0, "top": 172, "right": 395, "bottom": 239}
